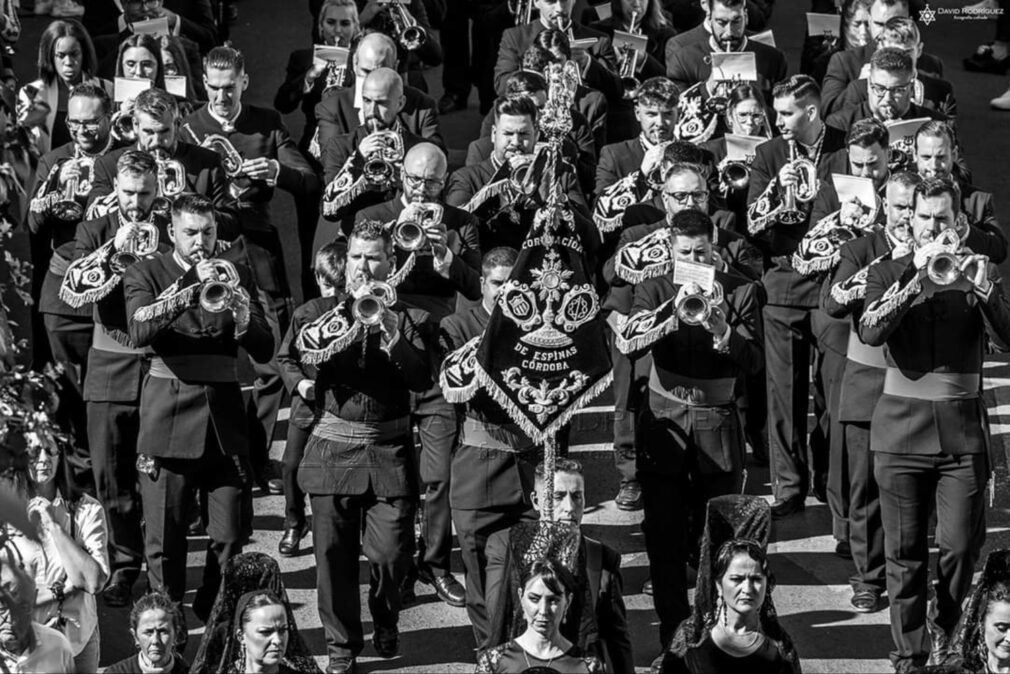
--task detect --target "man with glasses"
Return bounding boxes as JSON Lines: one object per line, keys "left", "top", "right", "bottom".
{"left": 28, "top": 83, "right": 118, "bottom": 491}
{"left": 355, "top": 142, "right": 480, "bottom": 610}
{"left": 827, "top": 48, "right": 947, "bottom": 133}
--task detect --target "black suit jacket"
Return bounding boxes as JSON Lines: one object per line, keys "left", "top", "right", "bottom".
{"left": 274, "top": 48, "right": 331, "bottom": 150}
{"left": 594, "top": 138, "right": 644, "bottom": 196}
{"left": 314, "top": 84, "right": 443, "bottom": 154}
{"left": 825, "top": 100, "right": 947, "bottom": 134}
{"left": 83, "top": 0, "right": 217, "bottom": 52}
{"left": 666, "top": 39, "right": 788, "bottom": 100}
{"left": 821, "top": 44, "right": 945, "bottom": 115}
{"left": 494, "top": 20, "right": 622, "bottom": 100}
{"left": 835, "top": 72, "right": 957, "bottom": 119}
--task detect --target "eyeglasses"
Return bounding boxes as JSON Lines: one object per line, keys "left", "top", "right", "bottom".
{"left": 869, "top": 81, "right": 913, "bottom": 98}
{"left": 664, "top": 190, "right": 709, "bottom": 203}
{"left": 26, "top": 442, "right": 60, "bottom": 460}
{"left": 124, "top": 0, "right": 162, "bottom": 8}
{"left": 66, "top": 119, "right": 104, "bottom": 133}
{"left": 403, "top": 172, "right": 444, "bottom": 190}
{"left": 733, "top": 112, "right": 765, "bottom": 122}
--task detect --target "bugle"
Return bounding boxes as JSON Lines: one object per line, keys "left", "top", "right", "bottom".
{"left": 618, "top": 12, "right": 641, "bottom": 99}
{"left": 676, "top": 281, "right": 724, "bottom": 326}
{"left": 925, "top": 228, "right": 972, "bottom": 286}
{"left": 195, "top": 255, "right": 241, "bottom": 313}
{"left": 361, "top": 126, "right": 404, "bottom": 188}
{"left": 352, "top": 280, "right": 397, "bottom": 326}
{"left": 52, "top": 154, "right": 94, "bottom": 221}
{"left": 779, "top": 140, "right": 819, "bottom": 225}
{"left": 110, "top": 222, "right": 159, "bottom": 273}
{"left": 393, "top": 203, "right": 443, "bottom": 251}
{"left": 383, "top": 0, "right": 427, "bottom": 51}
{"left": 152, "top": 149, "right": 186, "bottom": 212}
{"left": 718, "top": 160, "right": 750, "bottom": 192}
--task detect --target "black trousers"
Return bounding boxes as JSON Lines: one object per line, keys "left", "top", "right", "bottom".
{"left": 246, "top": 291, "right": 291, "bottom": 482}
{"left": 282, "top": 423, "right": 309, "bottom": 529}
{"left": 88, "top": 399, "right": 144, "bottom": 584}
{"left": 452, "top": 503, "right": 534, "bottom": 648}
{"left": 819, "top": 347, "right": 849, "bottom": 541}
{"left": 43, "top": 313, "right": 92, "bottom": 488}
{"left": 441, "top": 0, "right": 512, "bottom": 113}
{"left": 138, "top": 444, "right": 246, "bottom": 604}
{"left": 875, "top": 451, "right": 987, "bottom": 667}
{"left": 311, "top": 492, "right": 415, "bottom": 663}
{"left": 414, "top": 405, "right": 457, "bottom": 575}
{"left": 845, "top": 421, "right": 885, "bottom": 594}
{"left": 610, "top": 335, "right": 646, "bottom": 485}
{"left": 763, "top": 304, "right": 816, "bottom": 502}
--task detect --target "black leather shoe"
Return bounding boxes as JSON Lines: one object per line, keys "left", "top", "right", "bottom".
{"left": 771, "top": 495, "right": 806, "bottom": 519}
{"left": 417, "top": 566, "right": 466, "bottom": 607}
{"left": 278, "top": 521, "right": 310, "bottom": 557}
{"left": 851, "top": 590, "right": 882, "bottom": 613}
{"left": 964, "top": 44, "right": 1010, "bottom": 74}
{"left": 615, "top": 481, "right": 643, "bottom": 511}
{"left": 102, "top": 579, "right": 133, "bottom": 607}
{"left": 327, "top": 658, "right": 355, "bottom": 674}
{"left": 266, "top": 478, "right": 284, "bottom": 495}
{"left": 642, "top": 578, "right": 653, "bottom": 595}
{"left": 372, "top": 625, "right": 398, "bottom": 658}
{"left": 835, "top": 540, "right": 852, "bottom": 559}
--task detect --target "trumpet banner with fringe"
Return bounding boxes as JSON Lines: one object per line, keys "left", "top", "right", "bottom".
{"left": 440, "top": 190, "right": 613, "bottom": 445}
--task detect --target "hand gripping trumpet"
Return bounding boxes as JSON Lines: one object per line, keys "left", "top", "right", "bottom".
{"left": 926, "top": 228, "right": 975, "bottom": 287}
{"left": 199, "top": 133, "right": 244, "bottom": 178}
{"left": 352, "top": 280, "right": 397, "bottom": 326}
{"left": 394, "top": 202, "right": 444, "bottom": 252}
{"left": 52, "top": 153, "right": 94, "bottom": 221}
{"left": 110, "top": 222, "right": 159, "bottom": 273}
{"left": 361, "top": 124, "right": 404, "bottom": 189}
{"left": 194, "top": 252, "right": 242, "bottom": 313}
{"left": 381, "top": 0, "right": 427, "bottom": 51}
{"left": 677, "top": 281, "right": 725, "bottom": 326}
{"left": 778, "top": 140, "right": 820, "bottom": 225}
{"left": 152, "top": 149, "right": 186, "bottom": 212}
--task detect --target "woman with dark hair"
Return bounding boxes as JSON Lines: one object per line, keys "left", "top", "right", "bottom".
{"left": 2, "top": 433, "right": 110, "bottom": 673}
{"left": 661, "top": 496, "right": 799, "bottom": 674}
{"left": 159, "top": 34, "right": 206, "bottom": 102}
{"left": 103, "top": 591, "right": 190, "bottom": 674}
{"left": 115, "top": 33, "right": 168, "bottom": 91}
{"left": 800, "top": 0, "right": 873, "bottom": 84}
{"left": 478, "top": 557, "right": 605, "bottom": 674}
{"left": 220, "top": 591, "right": 318, "bottom": 674}
{"left": 17, "top": 19, "right": 107, "bottom": 154}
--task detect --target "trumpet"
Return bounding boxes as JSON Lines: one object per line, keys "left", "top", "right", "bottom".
{"left": 925, "top": 228, "right": 972, "bottom": 286}
{"left": 507, "top": 0, "right": 534, "bottom": 24}
{"left": 196, "top": 257, "right": 242, "bottom": 313}
{"left": 779, "top": 140, "right": 819, "bottom": 225}
{"left": 52, "top": 154, "right": 94, "bottom": 222}
{"left": 151, "top": 149, "right": 186, "bottom": 212}
{"left": 383, "top": 0, "right": 427, "bottom": 51}
{"left": 352, "top": 280, "right": 397, "bottom": 326}
{"left": 618, "top": 12, "right": 641, "bottom": 99}
{"left": 393, "top": 203, "right": 443, "bottom": 251}
{"left": 718, "top": 160, "right": 750, "bottom": 192}
{"left": 677, "top": 281, "right": 724, "bottom": 326}
{"left": 361, "top": 126, "right": 404, "bottom": 188}
{"left": 111, "top": 109, "right": 136, "bottom": 144}
{"left": 197, "top": 131, "right": 244, "bottom": 179}
{"left": 110, "top": 221, "right": 159, "bottom": 273}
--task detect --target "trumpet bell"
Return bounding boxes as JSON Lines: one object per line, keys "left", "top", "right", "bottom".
{"left": 677, "top": 294, "right": 711, "bottom": 326}
{"left": 827, "top": 227, "right": 858, "bottom": 245}
{"left": 621, "top": 76, "right": 640, "bottom": 99}
{"left": 110, "top": 251, "right": 139, "bottom": 274}
{"left": 363, "top": 158, "right": 394, "bottom": 184}
{"left": 200, "top": 282, "right": 234, "bottom": 313}
{"left": 720, "top": 162, "right": 750, "bottom": 192}
{"left": 394, "top": 220, "right": 426, "bottom": 251}
{"left": 352, "top": 294, "right": 385, "bottom": 326}
{"left": 52, "top": 198, "right": 83, "bottom": 222}
{"left": 927, "top": 252, "right": 961, "bottom": 286}
{"left": 401, "top": 25, "right": 427, "bottom": 50}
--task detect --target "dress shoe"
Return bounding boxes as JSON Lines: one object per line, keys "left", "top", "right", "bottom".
{"left": 835, "top": 540, "right": 852, "bottom": 559}
{"left": 991, "top": 88, "right": 1010, "bottom": 110}
{"left": 187, "top": 517, "right": 205, "bottom": 537}
{"left": 266, "top": 478, "right": 284, "bottom": 495}
{"left": 614, "top": 481, "right": 643, "bottom": 511}
{"left": 278, "top": 521, "right": 310, "bottom": 557}
{"left": 649, "top": 650, "right": 666, "bottom": 674}
{"left": 102, "top": 578, "right": 133, "bottom": 607}
{"left": 850, "top": 589, "right": 882, "bottom": 613}
{"left": 437, "top": 93, "right": 467, "bottom": 115}
{"left": 642, "top": 578, "right": 653, "bottom": 595}
{"left": 417, "top": 566, "right": 465, "bottom": 607}
{"left": 964, "top": 44, "right": 1010, "bottom": 74}
{"left": 372, "top": 625, "right": 399, "bottom": 658}
{"left": 328, "top": 660, "right": 355, "bottom": 674}
{"left": 771, "top": 495, "right": 805, "bottom": 519}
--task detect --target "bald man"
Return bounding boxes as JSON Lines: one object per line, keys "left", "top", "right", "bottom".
{"left": 354, "top": 143, "right": 480, "bottom": 609}
{"left": 314, "top": 33, "right": 443, "bottom": 155}
{"left": 316, "top": 68, "right": 425, "bottom": 250}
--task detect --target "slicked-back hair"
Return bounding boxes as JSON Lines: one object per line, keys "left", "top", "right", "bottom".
{"left": 521, "top": 557, "right": 578, "bottom": 598}
{"left": 38, "top": 19, "right": 99, "bottom": 85}
{"left": 494, "top": 95, "right": 539, "bottom": 125}
{"left": 134, "top": 86, "right": 179, "bottom": 121}
{"left": 635, "top": 77, "right": 679, "bottom": 109}
{"left": 771, "top": 74, "right": 821, "bottom": 109}
{"left": 521, "top": 44, "right": 563, "bottom": 75}
{"left": 726, "top": 82, "right": 764, "bottom": 113}
{"left": 69, "top": 82, "right": 112, "bottom": 116}
{"left": 878, "top": 15, "right": 920, "bottom": 48}
{"left": 915, "top": 119, "right": 956, "bottom": 149}
{"left": 482, "top": 246, "right": 518, "bottom": 274}
{"left": 669, "top": 209, "right": 715, "bottom": 239}
{"left": 534, "top": 457, "right": 583, "bottom": 481}
{"left": 115, "top": 33, "right": 167, "bottom": 90}
{"left": 708, "top": 0, "right": 746, "bottom": 9}
{"left": 504, "top": 71, "right": 548, "bottom": 98}
{"left": 349, "top": 218, "right": 392, "bottom": 248}
{"left": 204, "top": 43, "right": 246, "bottom": 74}
{"left": 846, "top": 118, "right": 889, "bottom": 149}
{"left": 171, "top": 193, "right": 215, "bottom": 220}
{"left": 117, "top": 149, "right": 158, "bottom": 178}
{"left": 869, "top": 46, "right": 914, "bottom": 76}
{"left": 888, "top": 170, "right": 921, "bottom": 190}
{"left": 533, "top": 28, "right": 572, "bottom": 60}
{"left": 915, "top": 177, "right": 961, "bottom": 216}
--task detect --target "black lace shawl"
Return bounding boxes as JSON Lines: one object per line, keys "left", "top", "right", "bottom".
{"left": 947, "top": 549, "right": 1010, "bottom": 673}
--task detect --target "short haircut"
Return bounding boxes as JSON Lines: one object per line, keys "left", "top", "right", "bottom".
{"left": 314, "top": 241, "right": 346, "bottom": 288}
{"left": 349, "top": 218, "right": 392, "bottom": 247}
{"left": 663, "top": 142, "right": 705, "bottom": 165}
{"left": 708, "top": 0, "right": 746, "bottom": 9}
{"left": 129, "top": 591, "right": 183, "bottom": 640}
{"left": 521, "top": 44, "right": 562, "bottom": 74}
{"left": 877, "top": 15, "right": 920, "bottom": 48}
{"left": 521, "top": 557, "right": 577, "bottom": 598}
{"left": 504, "top": 71, "right": 547, "bottom": 98}
{"left": 494, "top": 95, "right": 538, "bottom": 124}
{"left": 664, "top": 160, "right": 706, "bottom": 185}
{"left": 915, "top": 177, "right": 961, "bottom": 215}
{"left": 38, "top": 19, "right": 98, "bottom": 85}
{"left": 204, "top": 43, "right": 246, "bottom": 74}
{"left": 134, "top": 87, "right": 179, "bottom": 121}
{"left": 888, "top": 170, "right": 922, "bottom": 190}
{"left": 635, "top": 77, "right": 679, "bottom": 109}
{"left": 115, "top": 33, "right": 167, "bottom": 90}
{"left": 669, "top": 209, "right": 715, "bottom": 239}
{"left": 915, "top": 119, "right": 956, "bottom": 149}
{"left": 771, "top": 74, "right": 821, "bottom": 108}
{"left": 534, "top": 457, "right": 583, "bottom": 481}
{"left": 481, "top": 246, "right": 518, "bottom": 274}
{"left": 69, "top": 82, "right": 111, "bottom": 116}
{"left": 171, "top": 193, "right": 215, "bottom": 220}
{"left": 869, "top": 46, "right": 914, "bottom": 76}
{"left": 533, "top": 28, "right": 571, "bottom": 60}
{"left": 846, "top": 118, "right": 889, "bottom": 149}
{"left": 117, "top": 149, "right": 158, "bottom": 178}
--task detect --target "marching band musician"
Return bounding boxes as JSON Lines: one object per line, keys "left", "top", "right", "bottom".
{"left": 313, "top": 32, "right": 443, "bottom": 157}
{"left": 445, "top": 96, "right": 590, "bottom": 255}
{"left": 355, "top": 142, "right": 479, "bottom": 608}
{"left": 493, "top": 0, "right": 623, "bottom": 102}
{"left": 747, "top": 74, "right": 847, "bottom": 520}
{"left": 87, "top": 87, "right": 240, "bottom": 239}
{"left": 825, "top": 47, "right": 948, "bottom": 133}
{"left": 820, "top": 170, "right": 920, "bottom": 616}
{"left": 858, "top": 177, "right": 1010, "bottom": 670}
{"left": 438, "top": 246, "right": 537, "bottom": 648}
{"left": 58, "top": 150, "right": 168, "bottom": 608}
{"left": 820, "top": 0, "right": 944, "bottom": 116}
{"left": 665, "top": 0, "right": 787, "bottom": 101}
{"left": 295, "top": 220, "right": 433, "bottom": 674}
{"left": 355, "top": 0, "right": 443, "bottom": 90}
{"left": 28, "top": 82, "right": 117, "bottom": 487}
{"left": 180, "top": 44, "right": 320, "bottom": 492}
{"left": 618, "top": 208, "right": 763, "bottom": 661}
{"left": 316, "top": 67, "right": 422, "bottom": 249}
{"left": 123, "top": 193, "right": 274, "bottom": 621}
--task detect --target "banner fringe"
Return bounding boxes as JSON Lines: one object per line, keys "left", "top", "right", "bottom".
{"left": 298, "top": 322, "right": 363, "bottom": 366}
{"left": 861, "top": 275, "right": 921, "bottom": 327}
{"left": 132, "top": 284, "right": 197, "bottom": 322}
